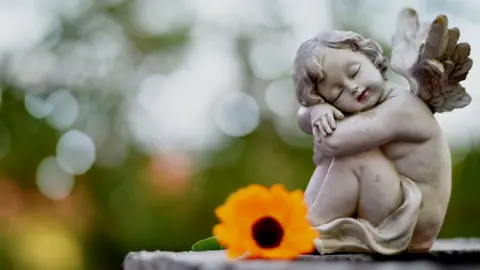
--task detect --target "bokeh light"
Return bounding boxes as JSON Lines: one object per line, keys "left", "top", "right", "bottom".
{"left": 8, "top": 215, "right": 83, "bottom": 270}
{"left": 56, "top": 130, "right": 95, "bottom": 175}
{"left": 24, "top": 93, "right": 54, "bottom": 119}
{"left": 46, "top": 91, "right": 79, "bottom": 130}
{"left": 36, "top": 157, "right": 75, "bottom": 201}
{"left": 214, "top": 92, "right": 260, "bottom": 137}
{"left": 264, "top": 78, "right": 297, "bottom": 117}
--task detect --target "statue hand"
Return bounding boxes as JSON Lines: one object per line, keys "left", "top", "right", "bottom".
{"left": 310, "top": 103, "right": 345, "bottom": 141}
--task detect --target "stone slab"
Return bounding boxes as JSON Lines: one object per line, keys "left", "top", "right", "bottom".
{"left": 124, "top": 238, "right": 480, "bottom": 270}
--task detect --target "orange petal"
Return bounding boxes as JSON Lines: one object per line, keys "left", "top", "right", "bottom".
{"left": 260, "top": 246, "right": 298, "bottom": 260}
{"left": 226, "top": 248, "right": 246, "bottom": 259}
{"left": 212, "top": 224, "right": 228, "bottom": 245}
{"left": 270, "top": 184, "right": 288, "bottom": 194}
{"left": 215, "top": 205, "right": 229, "bottom": 221}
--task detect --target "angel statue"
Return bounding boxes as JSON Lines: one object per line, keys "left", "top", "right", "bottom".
{"left": 294, "top": 8, "right": 473, "bottom": 255}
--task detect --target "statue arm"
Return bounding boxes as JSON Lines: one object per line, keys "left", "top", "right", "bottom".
{"left": 316, "top": 94, "right": 433, "bottom": 157}
{"left": 316, "top": 109, "right": 396, "bottom": 157}
{"left": 298, "top": 106, "right": 313, "bottom": 134}
{"left": 298, "top": 102, "right": 398, "bottom": 157}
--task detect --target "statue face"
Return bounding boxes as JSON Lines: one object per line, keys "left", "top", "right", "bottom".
{"left": 316, "top": 47, "right": 385, "bottom": 113}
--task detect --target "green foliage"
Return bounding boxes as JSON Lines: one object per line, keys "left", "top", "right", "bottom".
{"left": 191, "top": 237, "right": 224, "bottom": 251}
{"left": 0, "top": 89, "right": 59, "bottom": 187}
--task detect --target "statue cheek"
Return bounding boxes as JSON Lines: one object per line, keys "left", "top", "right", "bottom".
{"left": 361, "top": 68, "right": 384, "bottom": 84}
{"left": 365, "top": 78, "right": 385, "bottom": 91}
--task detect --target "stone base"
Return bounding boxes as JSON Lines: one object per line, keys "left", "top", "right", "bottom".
{"left": 123, "top": 238, "right": 480, "bottom": 270}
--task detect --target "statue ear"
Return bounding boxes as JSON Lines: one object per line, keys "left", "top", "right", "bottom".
{"left": 308, "top": 84, "right": 325, "bottom": 104}
{"left": 295, "top": 75, "right": 325, "bottom": 106}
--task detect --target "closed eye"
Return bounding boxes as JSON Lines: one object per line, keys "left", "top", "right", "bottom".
{"left": 350, "top": 64, "right": 361, "bottom": 78}
{"left": 331, "top": 88, "right": 344, "bottom": 104}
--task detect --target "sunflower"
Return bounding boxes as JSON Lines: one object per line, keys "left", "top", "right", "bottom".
{"left": 213, "top": 184, "right": 318, "bottom": 259}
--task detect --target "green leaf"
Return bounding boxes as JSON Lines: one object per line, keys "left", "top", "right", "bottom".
{"left": 191, "top": 236, "right": 224, "bottom": 251}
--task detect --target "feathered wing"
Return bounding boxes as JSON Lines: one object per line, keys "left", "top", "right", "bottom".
{"left": 390, "top": 8, "right": 473, "bottom": 113}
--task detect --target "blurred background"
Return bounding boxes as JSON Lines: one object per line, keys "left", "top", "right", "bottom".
{"left": 0, "top": 0, "right": 479, "bottom": 269}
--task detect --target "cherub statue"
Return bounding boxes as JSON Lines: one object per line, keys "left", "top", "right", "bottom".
{"left": 294, "top": 8, "right": 473, "bottom": 255}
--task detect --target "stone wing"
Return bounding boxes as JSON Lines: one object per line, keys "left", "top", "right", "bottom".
{"left": 390, "top": 8, "right": 472, "bottom": 113}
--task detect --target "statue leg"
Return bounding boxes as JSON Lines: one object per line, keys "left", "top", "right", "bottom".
{"left": 307, "top": 156, "right": 359, "bottom": 225}
{"left": 355, "top": 149, "right": 403, "bottom": 226}
{"left": 304, "top": 159, "right": 332, "bottom": 207}
{"left": 308, "top": 148, "right": 403, "bottom": 226}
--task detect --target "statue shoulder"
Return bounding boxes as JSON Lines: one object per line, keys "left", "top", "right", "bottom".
{"left": 386, "top": 83, "right": 432, "bottom": 113}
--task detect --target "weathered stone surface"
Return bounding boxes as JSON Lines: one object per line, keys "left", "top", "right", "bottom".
{"left": 123, "top": 238, "right": 480, "bottom": 270}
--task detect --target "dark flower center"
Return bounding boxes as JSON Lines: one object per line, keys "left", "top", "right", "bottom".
{"left": 251, "top": 216, "right": 284, "bottom": 249}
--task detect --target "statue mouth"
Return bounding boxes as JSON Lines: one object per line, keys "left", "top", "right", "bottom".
{"left": 357, "top": 89, "right": 369, "bottom": 102}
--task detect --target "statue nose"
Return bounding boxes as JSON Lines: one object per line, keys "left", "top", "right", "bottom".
{"left": 345, "top": 80, "right": 359, "bottom": 93}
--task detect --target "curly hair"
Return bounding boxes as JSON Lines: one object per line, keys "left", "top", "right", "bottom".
{"left": 293, "top": 30, "right": 389, "bottom": 107}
